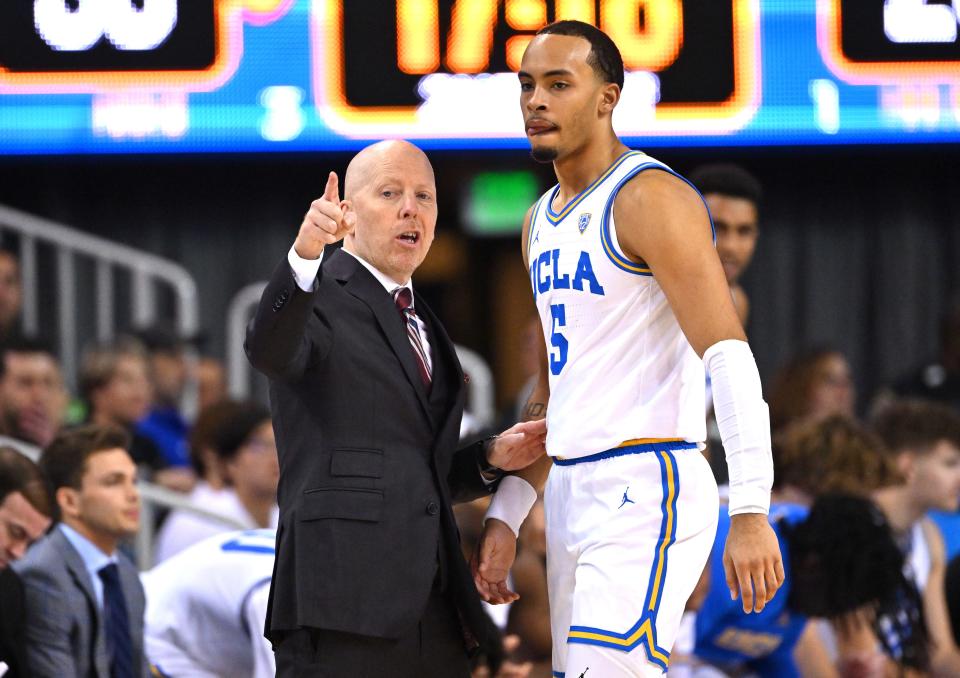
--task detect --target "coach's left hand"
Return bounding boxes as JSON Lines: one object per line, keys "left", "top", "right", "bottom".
{"left": 723, "top": 513, "right": 785, "bottom": 614}
{"left": 486, "top": 419, "right": 547, "bottom": 472}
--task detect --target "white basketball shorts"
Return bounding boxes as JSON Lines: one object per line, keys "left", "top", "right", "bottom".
{"left": 545, "top": 440, "right": 719, "bottom": 677}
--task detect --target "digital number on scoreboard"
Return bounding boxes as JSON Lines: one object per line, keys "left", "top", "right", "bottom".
{"left": 312, "top": 0, "right": 760, "bottom": 138}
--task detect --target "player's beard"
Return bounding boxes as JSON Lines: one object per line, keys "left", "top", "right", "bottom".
{"left": 530, "top": 145, "right": 558, "bottom": 163}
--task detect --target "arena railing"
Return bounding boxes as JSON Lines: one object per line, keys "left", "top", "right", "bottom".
{"left": 225, "top": 281, "right": 497, "bottom": 429}
{"left": 3, "top": 437, "right": 246, "bottom": 569}
{"left": 0, "top": 203, "right": 199, "bottom": 393}
{"left": 134, "top": 481, "right": 249, "bottom": 568}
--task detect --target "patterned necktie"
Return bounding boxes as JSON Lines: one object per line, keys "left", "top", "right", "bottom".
{"left": 98, "top": 563, "right": 135, "bottom": 678}
{"left": 393, "top": 287, "right": 432, "bottom": 387}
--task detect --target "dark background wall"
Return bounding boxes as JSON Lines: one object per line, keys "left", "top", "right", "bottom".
{"left": 0, "top": 145, "right": 957, "bottom": 412}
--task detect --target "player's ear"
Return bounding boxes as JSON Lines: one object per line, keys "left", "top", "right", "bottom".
{"left": 599, "top": 83, "right": 620, "bottom": 115}
{"left": 57, "top": 486, "right": 81, "bottom": 520}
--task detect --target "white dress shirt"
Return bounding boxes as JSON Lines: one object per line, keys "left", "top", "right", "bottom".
{"left": 287, "top": 245, "right": 433, "bottom": 372}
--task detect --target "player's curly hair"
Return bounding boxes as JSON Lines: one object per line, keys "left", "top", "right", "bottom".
{"left": 774, "top": 415, "right": 899, "bottom": 498}
{"left": 784, "top": 494, "right": 929, "bottom": 670}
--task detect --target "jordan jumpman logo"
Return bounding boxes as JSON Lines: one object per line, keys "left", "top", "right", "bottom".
{"left": 578, "top": 669, "right": 590, "bottom": 678}
{"left": 618, "top": 487, "right": 635, "bottom": 509}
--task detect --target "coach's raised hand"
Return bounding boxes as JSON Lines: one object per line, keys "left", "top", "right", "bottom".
{"left": 294, "top": 171, "right": 356, "bottom": 259}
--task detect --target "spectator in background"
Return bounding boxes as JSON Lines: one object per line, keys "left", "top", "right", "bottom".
{"left": 878, "top": 297, "right": 960, "bottom": 566}
{"left": 695, "top": 494, "right": 910, "bottom": 678}
{"left": 0, "top": 248, "right": 24, "bottom": 343}
{"left": 5, "top": 425, "right": 147, "bottom": 677}
{"left": 81, "top": 336, "right": 194, "bottom": 493}
{"left": 691, "top": 417, "right": 902, "bottom": 677}
{"left": 688, "top": 164, "right": 761, "bottom": 327}
{"left": 768, "top": 347, "right": 855, "bottom": 432}
{"left": 773, "top": 414, "right": 897, "bottom": 507}
{"left": 0, "top": 447, "right": 53, "bottom": 570}
{"left": 871, "top": 400, "right": 960, "bottom": 675}
{"left": 184, "top": 399, "right": 233, "bottom": 494}
{"left": 197, "top": 356, "right": 227, "bottom": 411}
{"left": 133, "top": 326, "right": 192, "bottom": 469}
{"left": 152, "top": 400, "right": 240, "bottom": 563}
{"left": 153, "top": 401, "right": 278, "bottom": 563}
{"left": 0, "top": 448, "right": 54, "bottom": 677}
{"left": 0, "top": 337, "right": 68, "bottom": 453}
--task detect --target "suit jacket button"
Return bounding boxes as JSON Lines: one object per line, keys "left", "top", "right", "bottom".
{"left": 426, "top": 501, "right": 439, "bottom": 516}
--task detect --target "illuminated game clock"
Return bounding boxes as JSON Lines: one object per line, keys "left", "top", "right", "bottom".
{"left": 819, "top": 0, "right": 960, "bottom": 83}
{"left": 312, "top": 0, "right": 761, "bottom": 139}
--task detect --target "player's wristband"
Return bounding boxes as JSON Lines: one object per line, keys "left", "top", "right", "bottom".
{"left": 484, "top": 475, "right": 537, "bottom": 538}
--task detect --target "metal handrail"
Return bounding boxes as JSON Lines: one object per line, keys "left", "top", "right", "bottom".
{"left": 134, "top": 481, "right": 249, "bottom": 568}
{"left": 226, "top": 281, "right": 496, "bottom": 426}
{"left": 0, "top": 203, "right": 199, "bottom": 391}
{"left": 227, "top": 282, "right": 270, "bottom": 399}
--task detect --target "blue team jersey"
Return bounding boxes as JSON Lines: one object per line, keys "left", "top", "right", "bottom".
{"left": 694, "top": 504, "right": 809, "bottom": 677}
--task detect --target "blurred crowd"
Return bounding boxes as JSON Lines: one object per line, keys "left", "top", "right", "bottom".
{"left": 1, "top": 163, "right": 960, "bottom": 677}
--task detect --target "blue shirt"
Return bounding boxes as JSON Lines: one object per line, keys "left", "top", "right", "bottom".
{"left": 694, "top": 504, "right": 809, "bottom": 678}
{"left": 137, "top": 407, "right": 190, "bottom": 467}
{"left": 59, "top": 523, "right": 118, "bottom": 610}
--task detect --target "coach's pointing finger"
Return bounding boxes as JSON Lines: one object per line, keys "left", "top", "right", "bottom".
{"left": 294, "top": 172, "right": 351, "bottom": 259}
{"left": 322, "top": 170, "right": 339, "bottom": 202}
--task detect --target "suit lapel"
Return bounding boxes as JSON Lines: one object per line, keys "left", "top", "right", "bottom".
{"left": 51, "top": 528, "right": 108, "bottom": 675}
{"left": 52, "top": 529, "right": 102, "bottom": 625}
{"left": 417, "top": 298, "right": 465, "bottom": 442}
{"left": 326, "top": 250, "right": 435, "bottom": 427}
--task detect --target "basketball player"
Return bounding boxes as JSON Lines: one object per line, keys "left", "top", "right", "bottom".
{"left": 473, "top": 21, "right": 782, "bottom": 677}
{"left": 142, "top": 529, "right": 276, "bottom": 678}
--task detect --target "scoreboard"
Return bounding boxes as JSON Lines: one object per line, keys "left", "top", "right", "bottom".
{"left": 0, "top": 0, "right": 958, "bottom": 154}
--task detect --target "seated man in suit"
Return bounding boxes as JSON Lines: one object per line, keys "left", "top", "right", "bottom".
{"left": 0, "top": 446, "right": 53, "bottom": 570}
{"left": 0, "top": 447, "right": 55, "bottom": 677}
{"left": 246, "top": 139, "right": 547, "bottom": 677}
{"left": 8, "top": 425, "right": 148, "bottom": 677}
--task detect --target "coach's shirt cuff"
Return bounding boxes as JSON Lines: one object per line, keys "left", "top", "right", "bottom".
{"left": 288, "top": 245, "right": 323, "bottom": 292}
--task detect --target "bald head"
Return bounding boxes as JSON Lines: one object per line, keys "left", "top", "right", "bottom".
{"left": 344, "top": 140, "right": 435, "bottom": 199}
{"left": 339, "top": 139, "right": 438, "bottom": 284}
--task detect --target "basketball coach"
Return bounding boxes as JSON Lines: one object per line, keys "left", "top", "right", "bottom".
{"left": 246, "top": 140, "right": 546, "bottom": 677}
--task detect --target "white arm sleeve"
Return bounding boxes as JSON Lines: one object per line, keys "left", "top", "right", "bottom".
{"left": 703, "top": 339, "right": 773, "bottom": 516}
{"left": 287, "top": 245, "right": 324, "bottom": 292}
{"left": 484, "top": 475, "right": 538, "bottom": 537}
{"left": 245, "top": 582, "right": 276, "bottom": 678}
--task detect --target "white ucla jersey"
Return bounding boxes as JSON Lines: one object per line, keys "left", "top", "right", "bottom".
{"left": 142, "top": 529, "right": 276, "bottom": 678}
{"left": 527, "top": 150, "right": 709, "bottom": 460}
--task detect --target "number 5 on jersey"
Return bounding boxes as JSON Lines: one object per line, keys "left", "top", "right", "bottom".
{"left": 550, "top": 303, "right": 568, "bottom": 375}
